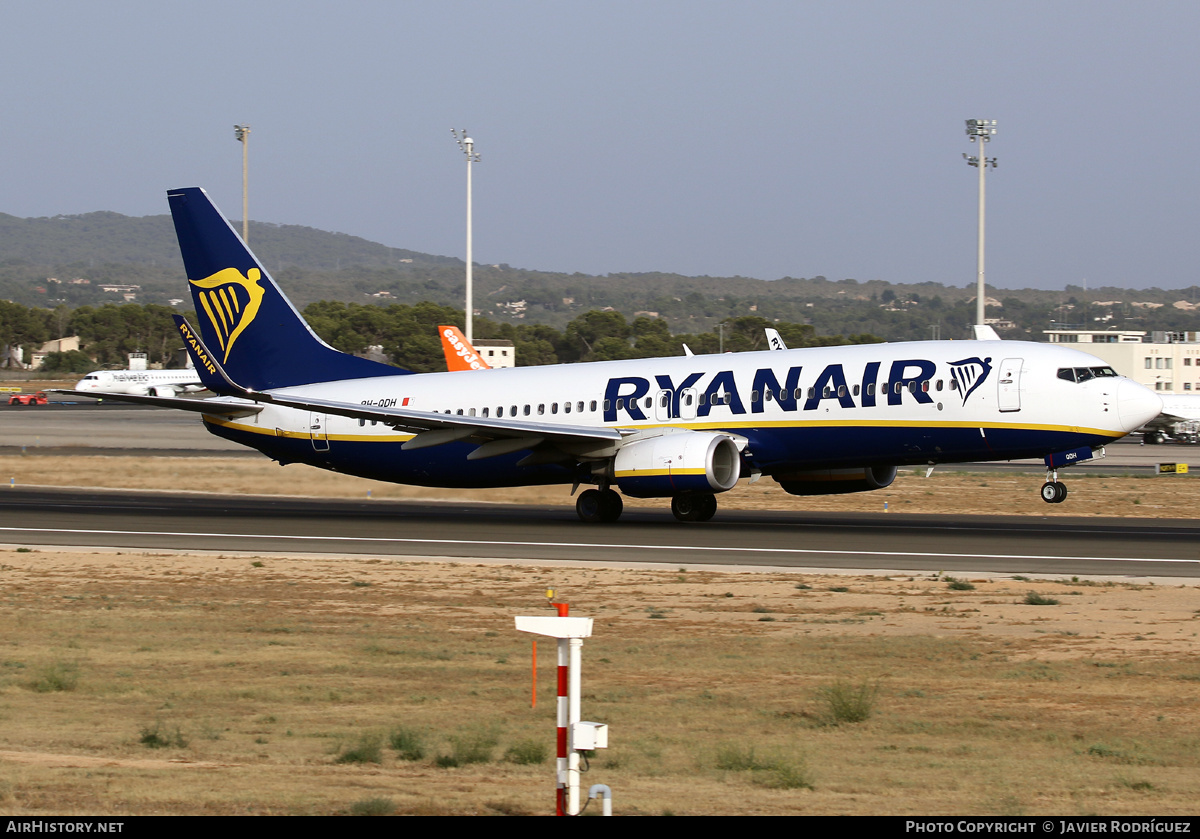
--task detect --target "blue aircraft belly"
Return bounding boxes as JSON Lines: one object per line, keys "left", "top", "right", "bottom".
{"left": 205, "top": 421, "right": 577, "bottom": 488}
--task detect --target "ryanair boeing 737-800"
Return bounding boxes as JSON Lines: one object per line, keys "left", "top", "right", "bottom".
{"left": 60, "top": 187, "right": 1163, "bottom": 522}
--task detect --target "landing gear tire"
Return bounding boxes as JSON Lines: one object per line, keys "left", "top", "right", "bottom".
{"left": 576, "top": 488, "right": 623, "bottom": 523}
{"left": 599, "top": 488, "right": 623, "bottom": 521}
{"left": 1040, "top": 481, "right": 1067, "bottom": 504}
{"left": 672, "top": 493, "right": 717, "bottom": 522}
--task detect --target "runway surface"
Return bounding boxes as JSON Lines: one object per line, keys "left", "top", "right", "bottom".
{"left": 3, "top": 400, "right": 1198, "bottom": 578}
{"left": 3, "top": 486, "right": 1199, "bottom": 578}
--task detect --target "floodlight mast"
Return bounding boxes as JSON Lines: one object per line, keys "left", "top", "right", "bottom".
{"left": 452, "top": 129, "right": 481, "bottom": 343}
{"left": 234, "top": 124, "right": 251, "bottom": 243}
{"left": 964, "top": 119, "right": 997, "bottom": 328}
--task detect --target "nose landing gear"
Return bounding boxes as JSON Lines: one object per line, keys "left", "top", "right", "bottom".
{"left": 1039, "top": 447, "right": 1104, "bottom": 504}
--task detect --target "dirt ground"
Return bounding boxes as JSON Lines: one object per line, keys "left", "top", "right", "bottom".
{"left": 1, "top": 457, "right": 1198, "bottom": 815}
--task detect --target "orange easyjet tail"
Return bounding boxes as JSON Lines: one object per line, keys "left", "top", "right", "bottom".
{"left": 439, "top": 325, "right": 491, "bottom": 372}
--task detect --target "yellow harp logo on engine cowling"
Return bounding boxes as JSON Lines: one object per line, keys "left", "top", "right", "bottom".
{"left": 189, "top": 267, "right": 266, "bottom": 363}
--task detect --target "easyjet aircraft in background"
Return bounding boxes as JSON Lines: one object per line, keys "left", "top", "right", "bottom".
{"left": 60, "top": 187, "right": 1162, "bottom": 522}
{"left": 439, "top": 325, "right": 490, "bottom": 371}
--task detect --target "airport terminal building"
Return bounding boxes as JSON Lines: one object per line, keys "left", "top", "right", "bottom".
{"left": 1045, "top": 329, "right": 1200, "bottom": 394}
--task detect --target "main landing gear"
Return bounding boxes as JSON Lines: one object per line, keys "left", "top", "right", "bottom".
{"left": 1041, "top": 468, "right": 1068, "bottom": 504}
{"left": 576, "top": 488, "right": 623, "bottom": 523}
{"left": 671, "top": 493, "right": 717, "bottom": 522}
{"left": 574, "top": 489, "right": 720, "bottom": 523}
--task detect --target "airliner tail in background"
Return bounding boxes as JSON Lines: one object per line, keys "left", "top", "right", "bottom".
{"left": 439, "top": 325, "right": 490, "bottom": 371}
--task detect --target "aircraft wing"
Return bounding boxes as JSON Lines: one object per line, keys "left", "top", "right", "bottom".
{"left": 48, "top": 389, "right": 263, "bottom": 419}
{"left": 171, "top": 315, "right": 623, "bottom": 458}
{"left": 251, "top": 389, "right": 624, "bottom": 456}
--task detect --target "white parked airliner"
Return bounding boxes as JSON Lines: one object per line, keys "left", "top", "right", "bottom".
{"left": 74, "top": 367, "right": 204, "bottom": 398}
{"left": 60, "top": 187, "right": 1162, "bottom": 522}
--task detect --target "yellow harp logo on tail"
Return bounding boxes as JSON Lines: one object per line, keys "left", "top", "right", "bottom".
{"left": 189, "top": 267, "right": 266, "bottom": 363}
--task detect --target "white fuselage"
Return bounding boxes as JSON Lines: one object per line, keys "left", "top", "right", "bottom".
{"left": 198, "top": 339, "right": 1161, "bottom": 489}
{"left": 75, "top": 368, "right": 205, "bottom": 397}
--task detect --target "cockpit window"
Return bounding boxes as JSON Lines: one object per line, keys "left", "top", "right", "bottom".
{"left": 1058, "top": 366, "right": 1118, "bottom": 383}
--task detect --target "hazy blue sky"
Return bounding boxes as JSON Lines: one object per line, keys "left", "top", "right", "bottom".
{"left": 3, "top": 1, "right": 1198, "bottom": 291}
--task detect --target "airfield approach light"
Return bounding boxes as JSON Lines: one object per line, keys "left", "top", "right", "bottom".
{"left": 452, "top": 128, "right": 482, "bottom": 343}
{"left": 964, "top": 119, "right": 997, "bottom": 328}
{"left": 234, "top": 124, "right": 251, "bottom": 244}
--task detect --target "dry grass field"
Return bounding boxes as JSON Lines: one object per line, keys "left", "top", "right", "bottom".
{"left": 0, "top": 455, "right": 1198, "bottom": 815}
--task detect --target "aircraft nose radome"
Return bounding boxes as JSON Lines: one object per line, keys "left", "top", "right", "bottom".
{"left": 1116, "top": 379, "right": 1162, "bottom": 432}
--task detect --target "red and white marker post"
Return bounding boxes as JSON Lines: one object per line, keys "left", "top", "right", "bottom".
{"left": 515, "top": 602, "right": 608, "bottom": 816}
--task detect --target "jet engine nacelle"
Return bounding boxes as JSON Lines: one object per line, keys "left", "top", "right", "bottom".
{"left": 613, "top": 429, "right": 742, "bottom": 498}
{"left": 774, "top": 465, "right": 897, "bottom": 496}
{"left": 147, "top": 386, "right": 178, "bottom": 397}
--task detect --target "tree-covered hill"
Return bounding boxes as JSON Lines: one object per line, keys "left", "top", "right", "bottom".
{"left": 4, "top": 208, "right": 1200, "bottom": 342}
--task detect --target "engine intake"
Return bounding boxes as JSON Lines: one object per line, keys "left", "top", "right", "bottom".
{"left": 613, "top": 430, "right": 741, "bottom": 498}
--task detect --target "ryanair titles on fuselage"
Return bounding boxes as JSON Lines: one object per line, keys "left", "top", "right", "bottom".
{"left": 599, "top": 356, "right": 992, "bottom": 423}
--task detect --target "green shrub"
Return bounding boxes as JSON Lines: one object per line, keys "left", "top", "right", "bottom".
{"left": 503, "top": 740, "right": 548, "bottom": 765}
{"left": 816, "top": 679, "right": 878, "bottom": 724}
{"left": 139, "top": 722, "right": 188, "bottom": 749}
{"left": 715, "top": 744, "right": 813, "bottom": 790}
{"left": 349, "top": 797, "right": 395, "bottom": 816}
{"left": 1023, "top": 591, "right": 1060, "bottom": 606}
{"left": 336, "top": 733, "right": 384, "bottom": 764}
{"left": 388, "top": 726, "right": 425, "bottom": 761}
{"left": 438, "top": 728, "right": 498, "bottom": 767}
{"left": 29, "top": 662, "right": 78, "bottom": 693}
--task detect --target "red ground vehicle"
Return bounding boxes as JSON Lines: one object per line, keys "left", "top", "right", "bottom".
{"left": 7, "top": 391, "right": 48, "bottom": 406}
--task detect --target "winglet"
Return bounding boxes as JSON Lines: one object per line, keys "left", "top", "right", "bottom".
{"left": 972, "top": 324, "right": 1002, "bottom": 341}
{"left": 439, "top": 325, "right": 491, "bottom": 371}
{"left": 765, "top": 328, "right": 788, "bottom": 350}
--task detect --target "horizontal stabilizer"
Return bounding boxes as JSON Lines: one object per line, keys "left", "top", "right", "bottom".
{"left": 48, "top": 389, "right": 262, "bottom": 419}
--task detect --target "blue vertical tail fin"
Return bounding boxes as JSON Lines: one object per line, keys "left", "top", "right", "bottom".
{"left": 167, "top": 187, "right": 407, "bottom": 390}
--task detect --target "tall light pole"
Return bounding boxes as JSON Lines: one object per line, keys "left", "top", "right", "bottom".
{"left": 452, "top": 129, "right": 481, "bottom": 342}
{"left": 963, "top": 119, "right": 997, "bottom": 328}
{"left": 234, "top": 124, "right": 251, "bottom": 243}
